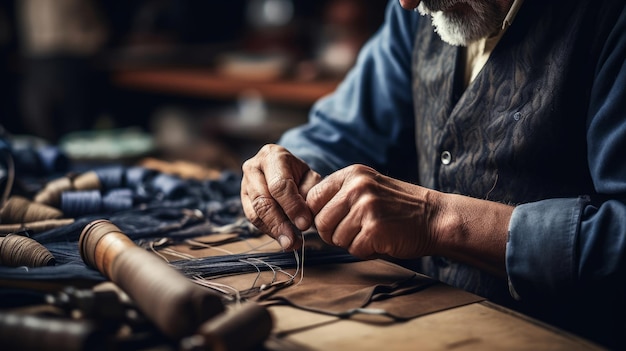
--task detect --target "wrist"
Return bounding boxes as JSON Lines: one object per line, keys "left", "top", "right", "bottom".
{"left": 428, "top": 192, "right": 513, "bottom": 277}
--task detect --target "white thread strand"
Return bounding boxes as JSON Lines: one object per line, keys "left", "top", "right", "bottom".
{"left": 294, "top": 230, "right": 305, "bottom": 286}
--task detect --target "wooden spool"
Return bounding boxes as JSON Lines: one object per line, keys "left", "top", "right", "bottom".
{"left": 79, "top": 219, "right": 225, "bottom": 340}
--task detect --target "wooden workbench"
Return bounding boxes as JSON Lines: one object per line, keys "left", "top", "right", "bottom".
{"left": 266, "top": 301, "right": 599, "bottom": 350}
{"left": 0, "top": 230, "right": 603, "bottom": 350}
{"left": 168, "top": 234, "right": 603, "bottom": 351}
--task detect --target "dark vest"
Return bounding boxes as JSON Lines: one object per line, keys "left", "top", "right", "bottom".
{"left": 411, "top": 0, "right": 626, "bottom": 202}
{"left": 410, "top": 0, "right": 624, "bottom": 320}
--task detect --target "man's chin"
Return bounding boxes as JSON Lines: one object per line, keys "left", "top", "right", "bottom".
{"left": 422, "top": 4, "right": 503, "bottom": 46}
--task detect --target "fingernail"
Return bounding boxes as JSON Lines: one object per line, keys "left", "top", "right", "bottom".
{"left": 295, "top": 216, "right": 309, "bottom": 231}
{"left": 278, "top": 235, "right": 292, "bottom": 250}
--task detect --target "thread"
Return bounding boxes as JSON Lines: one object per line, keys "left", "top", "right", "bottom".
{"left": 171, "top": 247, "right": 357, "bottom": 280}
{"left": 61, "top": 191, "right": 102, "bottom": 218}
{"left": 0, "top": 196, "right": 63, "bottom": 223}
{"left": 296, "top": 230, "right": 305, "bottom": 286}
{"left": 102, "top": 189, "right": 134, "bottom": 213}
{"left": 71, "top": 171, "right": 101, "bottom": 191}
{"left": 34, "top": 176, "right": 74, "bottom": 206}
{"left": 0, "top": 234, "right": 56, "bottom": 267}
{"left": 61, "top": 189, "right": 134, "bottom": 218}
{"left": 94, "top": 166, "right": 125, "bottom": 190}
{"left": 34, "top": 170, "right": 104, "bottom": 207}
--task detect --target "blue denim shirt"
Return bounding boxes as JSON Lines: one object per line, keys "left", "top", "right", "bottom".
{"left": 279, "top": 0, "right": 626, "bottom": 346}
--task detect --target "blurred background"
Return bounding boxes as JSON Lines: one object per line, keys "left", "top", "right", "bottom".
{"left": 0, "top": 0, "right": 387, "bottom": 172}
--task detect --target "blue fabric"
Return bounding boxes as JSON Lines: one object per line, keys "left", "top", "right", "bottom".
{"left": 279, "top": 0, "right": 626, "bottom": 346}
{"left": 0, "top": 162, "right": 257, "bottom": 281}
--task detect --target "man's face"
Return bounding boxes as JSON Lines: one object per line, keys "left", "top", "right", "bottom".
{"left": 399, "top": 0, "right": 513, "bottom": 46}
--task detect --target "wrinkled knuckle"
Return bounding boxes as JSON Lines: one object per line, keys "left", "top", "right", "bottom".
{"left": 347, "top": 164, "right": 373, "bottom": 176}
{"left": 352, "top": 174, "right": 376, "bottom": 191}
{"left": 251, "top": 195, "right": 274, "bottom": 219}
{"left": 308, "top": 170, "right": 322, "bottom": 183}
{"left": 274, "top": 152, "right": 296, "bottom": 167}
{"left": 345, "top": 182, "right": 376, "bottom": 206}
{"left": 260, "top": 144, "right": 285, "bottom": 157}
{"left": 359, "top": 192, "right": 377, "bottom": 207}
{"left": 332, "top": 236, "right": 345, "bottom": 248}
{"left": 243, "top": 204, "right": 264, "bottom": 228}
{"left": 352, "top": 164, "right": 369, "bottom": 172}
{"left": 241, "top": 158, "right": 256, "bottom": 172}
{"left": 314, "top": 216, "right": 333, "bottom": 237}
{"left": 349, "top": 236, "right": 373, "bottom": 259}
{"left": 307, "top": 184, "right": 323, "bottom": 202}
{"left": 268, "top": 177, "right": 294, "bottom": 197}
{"left": 246, "top": 212, "right": 264, "bottom": 230}
{"left": 259, "top": 144, "right": 276, "bottom": 153}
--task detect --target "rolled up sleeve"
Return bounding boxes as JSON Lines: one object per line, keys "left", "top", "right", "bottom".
{"left": 506, "top": 197, "right": 584, "bottom": 300}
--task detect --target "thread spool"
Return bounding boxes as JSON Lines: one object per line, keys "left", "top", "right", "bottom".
{"left": 182, "top": 302, "right": 273, "bottom": 351}
{"left": 71, "top": 171, "right": 102, "bottom": 192}
{"left": 34, "top": 176, "right": 73, "bottom": 206}
{"left": 61, "top": 191, "right": 103, "bottom": 218}
{"left": 93, "top": 167, "right": 125, "bottom": 190}
{"left": 61, "top": 190, "right": 133, "bottom": 217}
{"left": 35, "top": 171, "right": 102, "bottom": 207}
{"left": 1, "top": 196, "right": 63, "bottom": 223}
{"left": 102, "top": 192, "right": 133, "bottom": 214}
{"left": 0, "top": 234, "right": 56, "bottom": 267}
{"left": 79, "top": 219, "right": 225, "bottom": 339}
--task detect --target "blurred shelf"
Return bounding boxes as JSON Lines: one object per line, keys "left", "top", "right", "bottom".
{"left": 111, "top": 68, "right": 340, "bottom": 106}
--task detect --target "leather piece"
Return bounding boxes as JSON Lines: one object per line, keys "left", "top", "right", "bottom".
{"left": 251, "top": 260, "right": 484, "bottom": 321}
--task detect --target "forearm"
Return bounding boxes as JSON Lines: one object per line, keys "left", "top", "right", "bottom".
{"left": 432, "top": 191, "right": 513, "bottom": 278}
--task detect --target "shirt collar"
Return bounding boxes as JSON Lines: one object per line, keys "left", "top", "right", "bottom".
{"left": 502, "top": 0, "right": 525, "bottom": 30}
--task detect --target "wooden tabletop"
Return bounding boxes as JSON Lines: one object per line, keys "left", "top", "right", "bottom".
{"left": 0, "top": 233, "right": 603, "bottom": 350}
{"left": 267, "top": 301, "right": 601, "bottom": 350}
{"left": 169, "top": 235, "right": 605, "bottom": 351}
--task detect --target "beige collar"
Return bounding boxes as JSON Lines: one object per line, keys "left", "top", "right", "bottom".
{"left": 502, "top": 0, "right": 525, "bottom": 30}
{"left": 463, "top": 0, "right": 525, "bottom": 87}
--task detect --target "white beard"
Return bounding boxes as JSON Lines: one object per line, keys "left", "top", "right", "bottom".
{"left": 417, "top": 0, "right": 506, "bottom": 46}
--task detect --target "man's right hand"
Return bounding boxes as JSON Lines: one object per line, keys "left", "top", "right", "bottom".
{"left": 241, "top": 144, "right": 322, "bottom": 250}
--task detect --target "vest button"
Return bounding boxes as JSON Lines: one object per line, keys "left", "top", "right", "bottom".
{"left": 441, "top": 151, "right": 452, "bottom": 165}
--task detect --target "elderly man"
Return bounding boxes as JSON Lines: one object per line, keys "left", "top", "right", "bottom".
{"left": 241, "top": 0, "right": 626, "bottom": 347}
